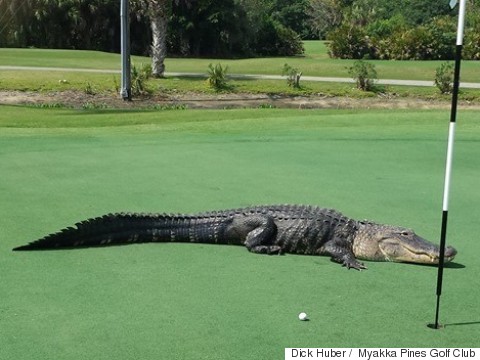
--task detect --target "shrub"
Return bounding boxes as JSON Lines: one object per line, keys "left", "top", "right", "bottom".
{"left": 348, "top": 60, "right": 377, "bottom": 91}
{"left": 274, "top": 22, "right": 305, "bottom": 56}
{"left": 397, "top": 26, "right": 433, "bottom": 60}
{"left": 84, "top": 82, "right": 96, "bottom": 95}
{"left": 425, "top": 16, "right": 456, "bottom": 60}
{"left": 434, "top": 62, "right": 454, "bottom": 94}
{"left": 464, "top": 30, "right": 480, "bottom": 60}
{"left": 367, "top": 14, "right": 408, "bottom": 39}
{"left": 131, "top": 63, "right": 152, "bottom": 96}
{"left": 255, "top": 19, "right": 304, "bottom": 57}
{"left": 465, "top": 10, "right": 480, "bottom": 59}
{"left": 282, "top": 63, "right": 302, "bottom": 88}
{"left": 370, "top": 17, "right": 455, "bottom": 60}
{"left": 327, "top": 24, "right": 371, "bottom": 59}
{"left": 464, "top": 32, "right": 480, "bottom": 60}
{"left": 329, "top": 15, "right": 457, "bottom": 60}
{"left": 207, "top": 63, "right": 229, "bottom": 91}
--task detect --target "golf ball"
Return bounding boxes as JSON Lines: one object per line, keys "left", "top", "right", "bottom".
{"left": 298, "top": 312, "right": 308, "bottom": 321}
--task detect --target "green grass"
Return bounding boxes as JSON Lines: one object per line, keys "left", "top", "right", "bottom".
{"left": 1, "top": 42, "right": 479, "bottom": 101}
{"left": 0, "top": 70, "right": 118, "bottom": 92}
{"left": 1, "top": 41, "right": 479, "bottom": 82}
{"left": 2, "top": 69, "right": 480, "bottom": 102}
{"left": 0, "top": 48, "right": 148, "bottom": 70}
{"left": 303, "top": 40, "right": 330, "bottom": 60}
{"left": 1, "top": 106, "right": 480, "bottom": 359}
{"left": 155, "top": 76, "right": 480, "bottom": 100}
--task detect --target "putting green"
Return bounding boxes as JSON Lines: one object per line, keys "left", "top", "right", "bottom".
{"left": 1, "top": 106, "right": 479, "bottom": 359}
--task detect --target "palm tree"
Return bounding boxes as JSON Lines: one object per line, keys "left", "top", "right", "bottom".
{"left": 133, "top": 0, "right": 195, "bottom": 78}
{"left": 0, "top": 0, "right": 33, "bottom": 45}
{"left": 148, "top": 0, "right": 169, "bottom": 77}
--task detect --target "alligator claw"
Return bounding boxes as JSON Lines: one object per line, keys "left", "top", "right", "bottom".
{"left": 249, "top": 245, "right": 283, "bottom": 255}
{"left": 342, "top": 259, "right": 367, "bottom": 271}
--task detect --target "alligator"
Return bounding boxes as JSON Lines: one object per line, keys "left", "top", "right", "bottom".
{"left": 12, "top": 205, "right": 457, "bottom": 270}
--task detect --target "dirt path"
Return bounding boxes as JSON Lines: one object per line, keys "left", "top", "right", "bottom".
{"left": 2, "top": 90, "right": 479, "bottom": 110}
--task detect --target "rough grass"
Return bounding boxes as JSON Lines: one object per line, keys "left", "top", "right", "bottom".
{"left": 1, "top": 41, "right": 480, "bottom": 101}
{"left": 1, "top": 42, "right": 479, "bottom": 81}
{"left": 1, "top": 106, "right": 480, "bottom": 359}
{"left": 2, "top": 70, "right": 480, "bottom": 102}
{"left": 0, "top": 70, "right": 118, "bottom": 92}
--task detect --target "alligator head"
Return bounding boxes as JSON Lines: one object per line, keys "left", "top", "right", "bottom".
{"left": 352, "top": 221, "right": 457, "bottom": 265}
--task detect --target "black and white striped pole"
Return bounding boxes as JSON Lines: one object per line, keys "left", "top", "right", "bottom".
{"left": 430, "top": 0, "right": 467, "bottom": 330}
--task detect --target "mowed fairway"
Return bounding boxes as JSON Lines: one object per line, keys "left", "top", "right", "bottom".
{"left": 1, "top": 106, "right": 479, "bottom": 359}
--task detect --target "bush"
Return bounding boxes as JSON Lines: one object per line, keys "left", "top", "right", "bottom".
{"left": 255, "top": 19, "right": 304, "bottom": 57}
{"left": 425, "top": 16, "right": 456, "bottom": 60}
{"left": 366, "top": 14, "right": 408, "bottom": 39}
{"left": 465, "top": 10, "right": 480, "bottom": 59}
{"left": 207, "top": 63, "right": 229, "bottom": 91}
{"left": 464, "top": 32, "right": 480, "bottom": 60}
{"left": 393, "top": 26, "right": 433, "bottom": 60}
{"left": 464, "top": 26, "right": 480, "bottom": 60}
{"left": 282, "top": 63, "right": 302, "bottom": 88}
{"left": 84, "top": 82, "right": 96, "bottom": 95}
{"left": 329, "top": 15, "right": 457, "bottom": 60}
{"left": 131, "top": 63, "right": 152, "bottom": 96}
{"left": 348, "top": 60, "right": 377, "bottom": 91}
{"left": 273, "top": 23, "right": 305, "bottom": 56}
{"left": 434, "top": 62, "right": 454, "bottom": 94}
{"left": 327, "top": 24, "right": 371, "bottom": 59}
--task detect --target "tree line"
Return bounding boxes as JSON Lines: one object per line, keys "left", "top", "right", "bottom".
{"left": 0, "top": 0, "right": 308, "bottom": 57}
{"left": 318, "top": 0, "right": 480, "bottom": 60}
{"left": 1, "top": 0, "right": 479, "bottom": 72}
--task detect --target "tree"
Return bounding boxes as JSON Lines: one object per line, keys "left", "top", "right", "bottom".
{"left": 271, "top": 0, "right": 313, "bottom": 39}
{"left": 0, "top": 0, "right": 121, "bottom": 50}
{"left": 169, "top": 0, "right": 250, "bottom": 57}
{"left": 132, "top": 0, "right": 171, "bottom": 77}
{"left": 0, "top": 0, "right": 33, "bottom": 46}
{"left": 148, "top": 0, "right": 169, "bottom": 77}
{"left": 233, "top": 0, "right": 304, "bottom": 56}
{"left": 348, "top": 60, "right": 377, "bottom": 91}
{"left": 308, "top": 0, "right": 343, "bottom": 39}
{"left": 2, "top": 0, "right": 304, "bottom": 59}
{"left": 132, "top": 0, "right": 196, "bottom": 78}
{"left": 324, "top": 0, "right": 461, "bottom": 60}
{"left": 401, "top": 0, "right": 451, "bottom": 25}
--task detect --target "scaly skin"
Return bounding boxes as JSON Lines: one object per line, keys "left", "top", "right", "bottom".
{"left": 13, "top": 205, "right": 457, "bottom": 270}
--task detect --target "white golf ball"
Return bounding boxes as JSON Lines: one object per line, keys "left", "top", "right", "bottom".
{"left": 298, "top": 312, "right": 308, "bottom": 321}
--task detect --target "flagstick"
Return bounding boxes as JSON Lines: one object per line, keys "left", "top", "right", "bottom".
{"left": 430, "top": 0, "right": 467, "bottom": 330}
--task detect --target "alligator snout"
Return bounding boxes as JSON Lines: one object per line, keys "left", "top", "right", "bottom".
{"left": 445, "top": 245, "right": 457, "bottom": 259}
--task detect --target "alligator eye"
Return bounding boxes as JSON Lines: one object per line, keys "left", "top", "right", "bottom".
{"left": 401, "top": 231, "right": 410, "bottom": 236}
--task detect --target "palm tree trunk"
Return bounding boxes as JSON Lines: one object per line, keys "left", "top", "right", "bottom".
{"left": 150, "top": 0, "right": 169, "bottom": 78}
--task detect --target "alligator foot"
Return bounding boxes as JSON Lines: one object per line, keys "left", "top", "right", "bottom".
{"left": 331, "top": 253, "right": 367, "bottom": 270}
{"left": 249, "top": 245, "right": 283, "bottom": 255}
{"left": 342, "top": 258, "right": 367, "bottom": 271}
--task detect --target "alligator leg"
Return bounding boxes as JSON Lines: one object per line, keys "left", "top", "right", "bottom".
{"left": 333, "top": 253, "right": 367, "bottom": 270}
{"left": 241, "top": 215, "right": 282, "bottom": 255}
{"left": 318, "top": 238, "right": 367, "bottom": 270}
{"left": 246, "top": 234, "right": 283, "bottom": 255}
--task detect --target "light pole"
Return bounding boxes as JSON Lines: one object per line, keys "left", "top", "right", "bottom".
{"left": 120, "top": 0, "right": 131, "bottom": 100}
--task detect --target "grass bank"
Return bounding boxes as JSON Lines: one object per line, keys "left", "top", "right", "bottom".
{"left": 1, "top": 42, "right": 480, "bottom": 82}
{"left": 1, "top": 41, "right": 479, "bottom": 102}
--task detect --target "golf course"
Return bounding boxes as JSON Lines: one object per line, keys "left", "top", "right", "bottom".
{"left": 1, "top": 41, "right": 480, "bottom": 359}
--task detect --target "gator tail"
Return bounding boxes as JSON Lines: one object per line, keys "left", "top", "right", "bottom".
{"left": 12, "top": 213, "right": 227, "bottom": 251}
